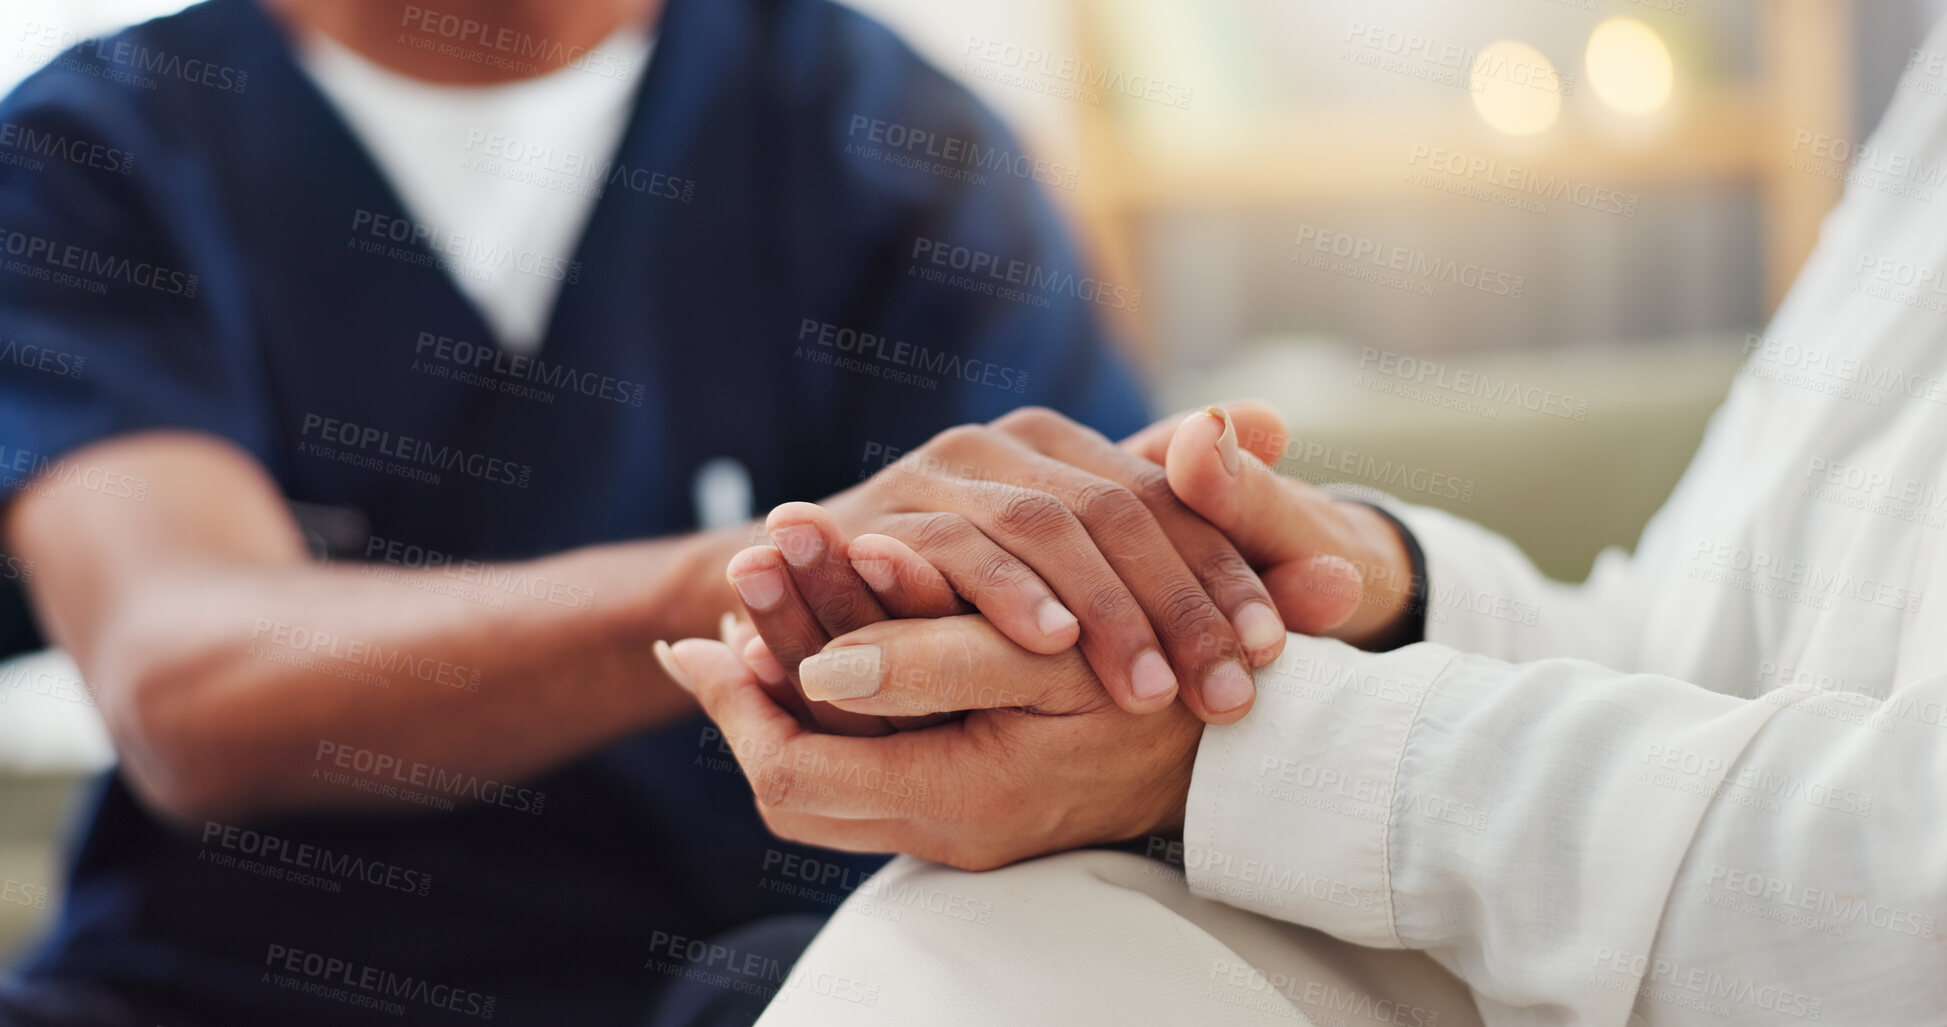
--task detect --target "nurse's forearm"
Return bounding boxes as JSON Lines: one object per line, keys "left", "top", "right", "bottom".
{"left": 93, "top": 528, "right": 748, "bottom": 827}
{"left": 9, "top": 432, "right": 755, "bottom": 827}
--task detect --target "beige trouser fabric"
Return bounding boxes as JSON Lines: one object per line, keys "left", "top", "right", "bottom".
{"left": 757, "top": 850, "right": 1482, "bottom": 1027}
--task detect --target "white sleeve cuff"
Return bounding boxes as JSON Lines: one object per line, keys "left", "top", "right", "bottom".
{"left": 1384, "top": 502, "right": 1547, "bottom": 655}
{"left": 1183, "top": 635, "right": 1453, "bottom": 948}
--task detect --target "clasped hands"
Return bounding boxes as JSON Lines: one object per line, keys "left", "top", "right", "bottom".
{"left": 655, "top": 403, "right": 1416, "bottom": 871}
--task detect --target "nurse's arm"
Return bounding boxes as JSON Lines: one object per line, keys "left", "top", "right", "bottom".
{"left": 3, "top": 431, "right": 747, "bottom": 827}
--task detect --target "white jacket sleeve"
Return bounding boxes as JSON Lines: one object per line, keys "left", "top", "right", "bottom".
{"left": 1385, "top": 502, "right": 1642, "bottom": 667}
{"left": 1372, "top": 366, "right": 1767, "bottom": 671}
{"left": 1185, "top": 634, "right": 1946, "bottom": 1026}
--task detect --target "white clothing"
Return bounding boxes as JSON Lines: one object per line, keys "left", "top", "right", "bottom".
{"left": 765, "top": 16, "right": 1947, "bottom": 1026}
{"left": 295, "top": 27, "right": 653, "bottom": 354}
{"left": 761, "top": 851, "right": 1481, "bottom": 1027}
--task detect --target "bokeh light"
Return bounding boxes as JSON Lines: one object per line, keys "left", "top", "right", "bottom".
{"left": 1470, "top": 40, "right": 1563, "bottom": 136}
{"left": 1586, "top": 17, "right": 1675, "bottom": 115}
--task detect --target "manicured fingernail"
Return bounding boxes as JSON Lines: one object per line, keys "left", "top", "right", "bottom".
{"left": 1036, "top": 597, "right": 1079, "bottom": 639}
{"left": 731, "top": 568, "right": 785, "bottom": 611}
{"left": 801, "top": 645, "right": 882, "bottom": 701}
{"left": 1130, "top": 650, "right": 1177, "bottom": 702}
{"left": 653, "top": 640, "right": 694, "bottom": 693}
{"left": 1204, "top": 661, "right": 1255, "bottom": 714}
{"left": 1235, "top": 601, "right": 1285, "bottom": 654}
{"left": 852, "top": 556, "right": 896, "bottom": 593}
{"left": 1205, "top": 407, "right": 1240, "bottom": 476}
{"left": 772, "top": 525, "right": 825, "bottom": 568}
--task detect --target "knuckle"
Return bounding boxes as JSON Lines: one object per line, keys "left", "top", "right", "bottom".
{"left": 764, "top": 634, "right": 820, "bottom": 666}
{"left": 991, "top": 489, "right": 1073, "bottom": 540}
{"left": 1126, "top": 465, "right": 1176, "bottom": 509}
{"left": 750, "top": 765, "right": 798, "bottom": 809}
{"left": 1194, "top": 543, "right": 1260, "bottom": 591}
{"left": 966, "top": 549, "right": 1032, "bottom": 596}
{"left": 901, "top": 511, "right": 973, "bottom": 553}
{"left": 993, "top": 406, "right": 1062, "bottom": 436}
{"left": 1070, "top": 480, "right": 1145, "bottom": 530}
{"left": 805, "top": 589, "right": 868, "bottom": 632}
{"left": 1155, "top": 580, "right": 1224, "bottom": 641}
{"left": 1083, "top": 580, "right": 1142, "bottom": 623}
{"left": 925, "top": 423, "right": 986, "bottom": 457}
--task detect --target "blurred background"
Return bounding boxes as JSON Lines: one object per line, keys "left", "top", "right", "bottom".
{"left": 1, "top": 0, "right": 1941, "bottom": 962}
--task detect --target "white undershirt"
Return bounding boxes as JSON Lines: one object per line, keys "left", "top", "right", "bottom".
{"left": 296, "top": 28, "right": 655, "bottom": 355}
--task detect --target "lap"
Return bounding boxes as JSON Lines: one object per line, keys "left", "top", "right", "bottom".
{"left": 756, "top": 850, "right": 1482, "bottom": 1027}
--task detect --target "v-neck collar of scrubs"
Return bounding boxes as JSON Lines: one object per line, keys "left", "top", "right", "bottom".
{"left": 227, "top": 0, "right": 686, "bottom": 358}
{"left": 290, "top": 26, "right": 657, "bottom": 356}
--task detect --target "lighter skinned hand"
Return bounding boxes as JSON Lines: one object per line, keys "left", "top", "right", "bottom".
{"left": 1138, "top": 402, "right": 1418, "bottom": 649}
{"left": 657, "top": 615, "right": 1201, "bottom": 871}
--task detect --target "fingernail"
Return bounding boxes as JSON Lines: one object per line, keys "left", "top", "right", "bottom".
{"left": 731, "top": 568, "right": 785, "bottom": 611}
{"left": 653, "top": 640, "right": 694, "bottom": 693}
{"left": 1036, "top": 597, "right": 1079, "bottom": 639}
{"left": 1205, "top": 407, "right": 1240, "bottom": 476}
{"left": 1204, "top": 661, "right": 1255, "bottom": 714}
{"left": 852, "top": 556, "right": 896, "bottom": 593}
{"left": 1234, "top": 601, "right": 1285, "bottom": 654}
{"left": 1130, "top": 650, "right": 1177, "bottom": 702}
{"left": 772, "top": 525, "right": 825, "bottom": 568}
{"left": 801, "top": 645, "right": 882, "bottom": 701}
{"left": 719, "top": 611, "right": 739, "bottom": 643}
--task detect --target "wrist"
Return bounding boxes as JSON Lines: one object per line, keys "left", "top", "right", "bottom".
{"left": 1150, "top": 721, "right": 1201, "bottom": 839}
{"left": 1329, "top": 499, "right": 1424, "bottom": 650}
{"left": 650, "top": 525, "right": 754, "bottom": 637}
{"left": 582, "top": 528, "right": 750, "bottom": 707}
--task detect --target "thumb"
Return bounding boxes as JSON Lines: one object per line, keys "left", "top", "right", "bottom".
{"left": 655, "top": 637, "right": 807, "bottom": 757}
{"left": 799, "top": 614, "right": 1100, "bottom": 718}
{"left": 1121, "top": 399, "right": 1288, "bottom": 466}
{"left": 1165, "top": 408, "right": 1364, "bottom": 634}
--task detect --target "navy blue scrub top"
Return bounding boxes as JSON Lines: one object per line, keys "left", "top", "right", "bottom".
{"left": 0, "top": 0, "right": 1148, "bottom": 1023}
